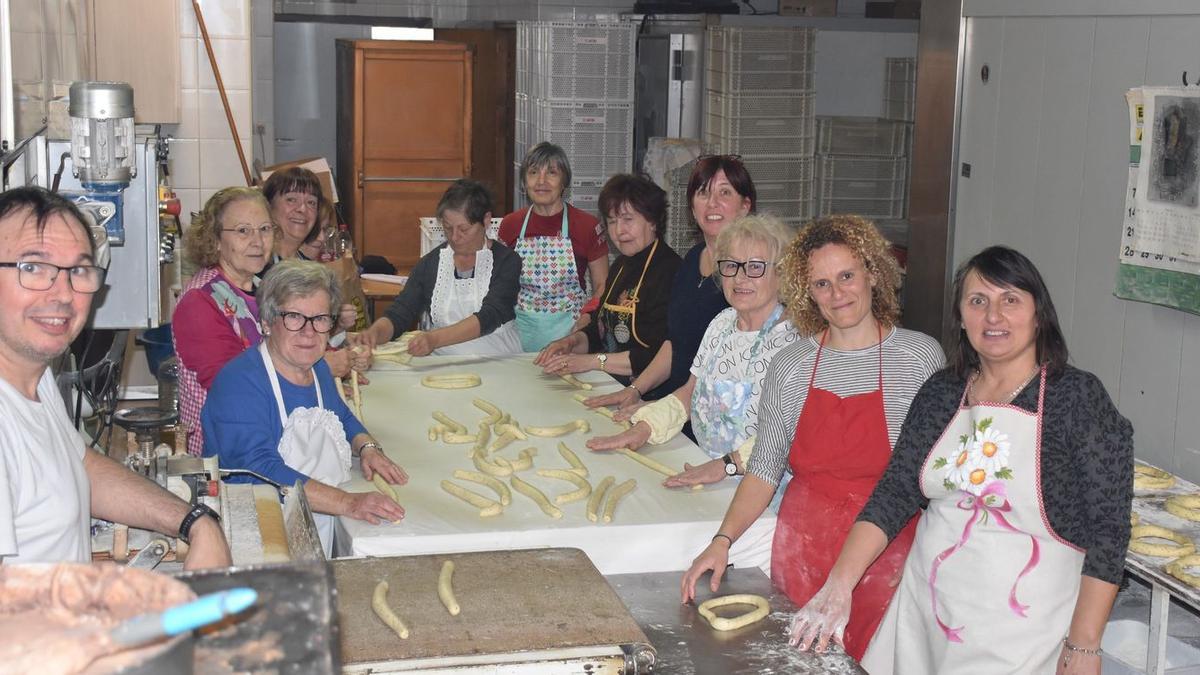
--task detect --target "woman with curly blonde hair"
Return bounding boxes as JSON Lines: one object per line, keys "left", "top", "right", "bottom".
{"left": 682, "top": 214, "right": 945, "bottom": 660}
{"left": 173, "top": 187, "right": 274, "bottom": 456}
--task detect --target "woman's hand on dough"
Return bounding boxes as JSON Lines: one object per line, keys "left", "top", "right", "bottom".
{"left": 664, "top": 459, "right": 727, "bottom": 488}
{"left": 788, "top": 576, "right": 853, "bottom": 654}
{"left": 586, "top": 422, "right": 652, "bottom": 453}
{"left": 584, "top": 386, "right": 639, "bottom": 409}
{"left": 324, "top": 349, "right": 352, "bottom": 379}
{"left": 407, "top": 332, "right": 435, "bottom": 357}
{"left": 680, "top": 540, "right": 731, "bottom": 604}
{"left": 345, "top": 490, "right": 406, "bottom": 524}
{"left": 612, "top": 401, "right": 646, "bottom": 422}
{"left": 349, "top": 344, "right": 373, "bottom": 374}
{"left": 534, "top": 335, "right": 575, "bottom": 366}
{"left": 361, "top": 446, "right": 408, "bottom": 486}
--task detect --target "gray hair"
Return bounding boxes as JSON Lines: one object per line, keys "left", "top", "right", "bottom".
{"left": 713, "top": 214, "right": 795, "bottom": 271}
{"left": 519, "top": 142, "right": 572, "bottom": 197}
{"left": 258, "top": 259, "right": 342, "bottom": 324}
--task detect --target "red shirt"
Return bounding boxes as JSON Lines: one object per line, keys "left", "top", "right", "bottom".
{"left": 498, "top": 205, "right": 607, "bottom": 291}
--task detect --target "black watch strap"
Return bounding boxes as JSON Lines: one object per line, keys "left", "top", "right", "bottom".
{"left": 178, "top": 503, "right": 221, "bottom": 543}
{"left": 722, "top": 453, "right": 739, "bottom": 476}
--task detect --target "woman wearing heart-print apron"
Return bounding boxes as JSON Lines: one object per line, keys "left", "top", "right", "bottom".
{"left": 499, "top": 143, "right": 610, "bottom": 352}
{"left": 791, "top": 246, "right": 1133, "bottom": 675}
{"left": 680, "top": 215, "right": 945, "bottom": 660}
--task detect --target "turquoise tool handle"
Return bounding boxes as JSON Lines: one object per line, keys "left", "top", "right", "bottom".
{"left": 111, "top": 587, "right": 258, "bottom": 646}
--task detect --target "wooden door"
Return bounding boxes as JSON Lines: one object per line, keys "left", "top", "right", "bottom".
{"left": 337, "top": 40, "right": 473, "bottom": 271}
{"left": 435, "top": 27, "right": 517, "bottom": 214}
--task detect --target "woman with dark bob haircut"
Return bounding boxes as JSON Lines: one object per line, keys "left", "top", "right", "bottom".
{"left": 585, "top": 154, "right": 757, "bottom": 414}
{"left": 791, "top": 246, "right": 1133, "bottom": 675}
{"left": 536, "top": 174, "right": 681, "bottom": 391}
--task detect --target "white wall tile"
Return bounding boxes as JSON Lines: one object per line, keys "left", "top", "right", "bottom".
{"left": 198, "top": 89, "right": 252, "bottom": 140}
{"left": 175, "top": 188, "right": 201, "bottom": 228}
{"left": 200, "top": 139, "right": 249, "bottom": 188}
{"left": 197, "top": 38, "right": 251, "bottom": 90}
{"left": 169, "top": 139, "right": 202, "bottom": 189}
{"left": 194, "top": 0, "right": 250, "bottom": 39}
{"left": 180, "top": 37, "right": 199, "bottom": 89}
{"left": 179, "top": 0, "right": 198, "bottom": 37}
{"left": 176, "top": 88, "right": 201, "bottom": 138}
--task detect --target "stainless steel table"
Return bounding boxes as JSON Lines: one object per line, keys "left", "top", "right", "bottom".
{"left": 606, "top": 567, "right": 865, "bottom": 674}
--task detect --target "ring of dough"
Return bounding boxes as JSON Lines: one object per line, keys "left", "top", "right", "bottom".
{"left": 1134, "top": 464, "right": 1176, "bottom": 490}
{"left": 1166, "top": 495, "right": 1200, "bottom": 522}
{"left": 1166, "top": 553, "right": 1200, "bottom": 589}
{"left": 1129, "top": 524, "right": 1195, "bottom": 558}
{"left": 697, "top": 594, "right": 770, "bottom": 631}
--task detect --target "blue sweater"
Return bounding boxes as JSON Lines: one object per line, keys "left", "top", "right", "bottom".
{"left": 201, "top": 347, "right": 366, "bottom": 487}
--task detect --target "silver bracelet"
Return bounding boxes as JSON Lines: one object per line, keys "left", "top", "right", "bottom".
{"left": 1062, "top": 637, "right": 1102, "bottom": 665}
{"left": 356, "top": 441, "right": 383, "bottom": 457}
{"left": 628, "top": 382, "right": 642, "bottom": 396}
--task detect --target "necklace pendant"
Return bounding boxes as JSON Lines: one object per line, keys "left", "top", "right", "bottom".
{"left": 613, "top": 318, "right": 631, "bottom": 344}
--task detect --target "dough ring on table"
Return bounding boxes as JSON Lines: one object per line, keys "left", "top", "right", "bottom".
{"left": 1166, "top": 495, "right": 1200, "bottom": 522}
{"left": 1134, "top": 464, "right": 1176, "bottom": 490}
{"left": 697, "top": 594, "right": 771, "bottom": 631}
{"left": 1166, "top": 553, "right": 1200, "bottom": 589}
{"left": 421, "top": 374, "right": 482, "bottom": 389}
{"left": 1129, "top": 524, "right": 1195, "bottom": 558}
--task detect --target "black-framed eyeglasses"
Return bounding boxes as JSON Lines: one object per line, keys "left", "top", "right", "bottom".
{"left": 0, "top": 261, "right": 107, "bottom": 293}
{"left": 220, "top": 224, "right": 274, "bottom": 240}
{"left": 278, "top": 311, "right": 335, "bottom": 333}
{"left": 716, "top": 259, "right": 770, "bottom": 279}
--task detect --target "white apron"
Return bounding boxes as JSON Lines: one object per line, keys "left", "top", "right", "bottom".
{"left": 862, "top": 368, "right": 1083, "bottom": 674}
{"left": 259, "top": 343, "right": 353, "bottom": 557}
{"left": 425, "top": 244, "right": 522, "bottom": 356}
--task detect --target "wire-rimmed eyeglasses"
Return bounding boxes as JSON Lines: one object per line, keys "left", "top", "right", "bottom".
{"left": 278, "top": 311, "right": 335, "bottom": 333}
{"left": 220, "top": 224, "right": 274, "bottom": 241}
{"left": 715, "top": 259, "right": 770, "bottom": 279}
{"left": 0, "top": 261, "right": 106, "bottom": 293}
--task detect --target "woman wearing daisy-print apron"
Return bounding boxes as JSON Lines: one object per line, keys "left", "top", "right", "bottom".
{"left": 789, "top": 246, "right": 1133, "bottom": 675}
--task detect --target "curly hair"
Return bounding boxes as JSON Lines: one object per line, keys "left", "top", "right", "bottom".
{"left": 183, "top": 187, "right": 270, "bottom": 268}
{"left": 778, "top": 214, "right": 902, "bottom": 336}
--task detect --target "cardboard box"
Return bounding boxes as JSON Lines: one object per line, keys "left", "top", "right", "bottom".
{"left": 779, "top": 0, "right": 837, "bottom": 16}
{"left": 260, "top": 157, "right": 339, "bottom": 204}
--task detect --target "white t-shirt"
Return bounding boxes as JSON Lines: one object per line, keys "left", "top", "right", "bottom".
{"left": 0, "top": 369, "right": 91, "bottom": 563}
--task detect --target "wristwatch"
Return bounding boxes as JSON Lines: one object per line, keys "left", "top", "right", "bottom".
{"left": 596, "top": 353, "right": 608, "bottom": 372}
{"left": 178, "top": 503, "right": 221, "bottom": 543}
{"left": 722, "top": 453, "right": 739, "bottom": 476}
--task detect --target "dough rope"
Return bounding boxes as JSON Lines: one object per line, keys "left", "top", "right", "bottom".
{"left": 372, "top": 580, "right": 410, "bottom": 639}
{"left": 1166, "top": 553, "right": 1200, "bottom": 589}
{"left": 453, "top": 469, "right": 511, "bottom": 505}
{"left": 470, "top": 423, "right": 491, "bottom": 458}
{"left": 432, "top": 412, "right": 467, "bottom": 434}
{"left": 372, "top": 474, "right": 399, "bottom": 503}
{"left": 438, "top": 560, "right": 460, "bottom": 616}
{"left": 697, "top": 594, "right": 770, "bottom": 631}
{"left": 557, "top": 442, "right": 588, "bottom": 477}
{"left": 472, "top": 398, "right": 503, "bottom": 424}
{"left": 587, "top": 476, "right": 615, "bottom": 523}
{"left": 441, "top": 480, "right": 503, "bottom": 517}
{"left": 616, "top": 448, "right": 702, "bottom": 490}
{"left": 524, "top": 419, "right": 591, "bottom": 438}
{"left": 506, "top": 447, "right": 537, "bottom": 472}
{"left": 495, "top": 422, "right": 528, "bottom": 440}
{"left": 603, "top": 478, "right": 638, "bottom": 523}
{"left": 471, "top": 451, "right": 513, "bottom": 478}
{"left": 560, "top": 373, "right": 592, "bottom": 390}
{"left": 421, "top": 373, "right": 482, "bottom": 389}
{"left": 1166, "top": 495, "right": 1200, "bottom": 522}
{"left": 350, "top": 373, "right": 364, "bottom": 422}
{"left": 510, "top": 475, "right": 563, "bottom": 519}
{"left": 1134, "top": 464, "right": 1176, "bottom": 490}
{"left": 537, "top": 468, "right": 593, "bottom": 504}
{"left": 490, "top": 431, "right": 518, "bottom": 452}
{"left": 1129, "top": 524, "right": 1195, "bottom": 558}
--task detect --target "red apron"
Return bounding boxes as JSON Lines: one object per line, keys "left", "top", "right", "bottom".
{"left": 770, "top": 329, "right": 918, "bottom": 660}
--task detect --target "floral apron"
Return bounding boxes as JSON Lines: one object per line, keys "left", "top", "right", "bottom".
{"left": 771, "top": 329, "right": 917, "bottom": 660}
{"left": 513, "top": 207, "right": 585, "bottom": 352}
{"left": 861, "top": 367, "right": 1083, "bottom": 674}
{"left": 425, "top": 245, "right": 522, "bottom": 355}
{"left": 259, "top": 344, "right": 352, "bottom": 558}
{"left": 691, "top": 304, "right": 790, "bottom": 512}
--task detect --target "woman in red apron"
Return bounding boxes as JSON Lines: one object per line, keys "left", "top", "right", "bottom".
{"left": 681, "top": 215, "right": 946, "bottom": 660}
{"left": 791, "top": 246, "right": 1133, "bottom": 675}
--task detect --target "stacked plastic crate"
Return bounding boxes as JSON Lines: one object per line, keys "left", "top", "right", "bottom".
{"left": 514, "top": 21, "right": 636, "bottom": 217}
{"left": 703, "top": 26, "right": 817, "bottom": 228}
{"left": 814, "top": 116, "right": 911, "bottom": 220}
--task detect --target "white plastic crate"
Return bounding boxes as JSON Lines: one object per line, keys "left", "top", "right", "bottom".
{"left": 757, "top": 197, "right": 816, "bottom": 222}
{"left": 704, "top": 118, "right": 816, "bottom": 157}
{"left": 420, "top": 217, "right": 504, "bottom": 256}
{"left": 665, "top": 159, "right": 701, "bottom": 255}
{"left": 529, "top": 21, "right": 636, "bottom": 102}
{"left": 883, "top": 57, "right": 917, "bottom": 122}
{"left": 816, "top": 116, "right": 912, "bottom": 157}
{"left": 706, "top": 26, "right": 816, "bottom": 93}
{"left": 741, "top": 155, "right": 815, "bottom": 184}
{"left": 816, "top": 154, "right": 908, "bottom": 219}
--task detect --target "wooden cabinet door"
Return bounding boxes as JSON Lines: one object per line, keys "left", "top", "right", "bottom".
{"left": 339, "top": 40, "right": 472, "bottom": 271}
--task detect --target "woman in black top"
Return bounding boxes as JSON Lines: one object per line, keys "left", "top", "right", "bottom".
{"left": 536, "top": 174, "right": 681, "bottom": 388}
{"left": 586, "top": 155, "right": 757, "bottom": 412}
{"left": 790, "top": 246, "right": 1133, "bottom": 675}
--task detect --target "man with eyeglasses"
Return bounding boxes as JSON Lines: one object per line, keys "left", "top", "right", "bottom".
{"left": 0, "top": 186, "right": 231, "bottom": 568}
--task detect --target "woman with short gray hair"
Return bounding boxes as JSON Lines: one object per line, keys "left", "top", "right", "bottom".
{"left": 498, "top": 141, "right": 611, "bottom": 351}
{"left": 202, "top": 259, "right": 408, "bottom": 555}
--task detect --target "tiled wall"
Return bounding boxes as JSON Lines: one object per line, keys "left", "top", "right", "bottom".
{"left": 170, "top": 0, "right": 255, "bottom": 226}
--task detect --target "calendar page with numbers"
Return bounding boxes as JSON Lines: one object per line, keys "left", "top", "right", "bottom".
{"left": 1116, "top": 88, "right": 1200, "bottom": 314}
